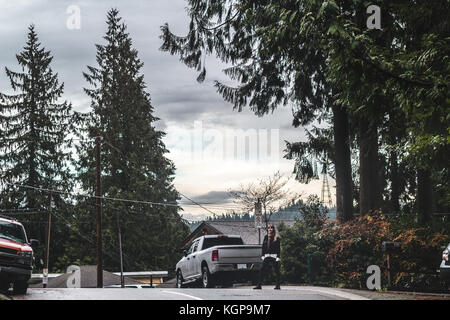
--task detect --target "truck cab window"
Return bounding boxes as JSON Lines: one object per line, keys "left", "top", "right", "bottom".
{"left": 187, "top": 240, "right": 198, "bottom": 255}
{"left": 202, "top": 237, "right": 243, "bottom": 250}
{"left": 192, "top": 240, "right": 199, "bottom": 252}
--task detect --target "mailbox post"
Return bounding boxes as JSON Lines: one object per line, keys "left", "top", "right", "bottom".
{"left": 382, "top": 241, "right": 401, "bottom": 288}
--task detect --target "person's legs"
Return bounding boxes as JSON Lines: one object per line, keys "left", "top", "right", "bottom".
{"left": 254, "top": 259, "right": 268, "bottom": 289}
{"left": 274, "top": 260, "right": 281, "bottom": 289}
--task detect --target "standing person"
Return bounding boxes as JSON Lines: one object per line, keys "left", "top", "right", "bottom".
{"left": 254, "top": 224, "right": 281, "bottom": 290}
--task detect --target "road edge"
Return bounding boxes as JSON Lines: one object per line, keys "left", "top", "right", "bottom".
{"left": 0, "top": 293, "right": 11, "bottom": 300}
{"left": 288, "top": 286, "right": 371, "bottom": 300}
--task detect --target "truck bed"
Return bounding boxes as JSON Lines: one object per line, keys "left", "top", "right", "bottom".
{"left": 211, "top": 245, "right": 262, "bottom": 264}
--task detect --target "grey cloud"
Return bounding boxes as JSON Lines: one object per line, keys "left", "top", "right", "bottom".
{"left": 0, "top": 0, "right": 306, "bottom": 162}
{"left": 0, "top": 0, "right": 300, "bottom": 134}
{"left": 181, "top": 190, "right": 237, "bottom": 205}
{"left": 0, "top": 0, "right": 321, "bottom": 219}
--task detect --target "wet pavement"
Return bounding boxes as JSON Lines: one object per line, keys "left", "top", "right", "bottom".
{"left": 11, "top": 286, "right": 368, "bottom": 300}
{"left": 7, "top": 285, "right": 450, "bottom": 300}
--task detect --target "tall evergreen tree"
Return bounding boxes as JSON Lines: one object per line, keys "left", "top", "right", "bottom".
{"left": 76, "top": 9, "right": 188, "bottom": 272}
{"left": 161, "top": 0, "right": 355, "bottom": 222}
{"left": 0, "top": 25, "right": 74, "bottom": 256}
{"left": 161, "top": 0, "right": 449, "bottom": 223}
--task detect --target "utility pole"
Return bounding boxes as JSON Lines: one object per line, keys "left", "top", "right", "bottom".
{"left": 96, "top": 136, "right": 103, "bottom": 288}
{"left": 116, "top": 212, "right": 124, "bottom": 288}
{"left": 43, "top": 193, "right": 52, "bottom": 288}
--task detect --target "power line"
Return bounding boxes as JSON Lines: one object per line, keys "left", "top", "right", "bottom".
{"left": 0, "top": 211, "right": 48, "bottom": 215}
{"left": 0, "top": 202, "right": 197, "bottom": 224}
{"left": 179, "top": 202, "right": 242, "bottom": 207}
{"left": 3, "top": 181, "right": 234, "bottom": 215}
{"left": 50, "top": 209, "right": 138, "bottom": 271}
{"left": 180, "top": 205, "right": 244, "bottom": 211}
{"left": 102, "top": 202, "right": 194, "bottom": 223}
{"left": 178, "top": 192, "right": 218, "bottom": 216}
{"left": 0, "top": 207, "right": 43, "bottom": 211}
{"left": 2, "top": 181, "right": 244, "bottom": 214}
{"left": 99, "top": 139, "right": 221, "bottom": 216}
{"left": 3, "top": 181, "right": 181, "bottom": 208}
{"left": 2, "top": 181, "right": 245, "bottom": 216}
{"left": 179, "top": 202, "right": 243, "bottom": 208}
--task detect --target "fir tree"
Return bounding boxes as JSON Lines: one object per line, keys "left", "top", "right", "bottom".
{"left": 76, "top": 9, "right": 188, "bottom": 271}
{"left": 160, "top": 0, "right": 355, "bottom": 222}
{"left": 160, "top": 0, "right": 449, "bottom": 222}
{"left": 0, "top": 25, "right": 75, "bottom": 267}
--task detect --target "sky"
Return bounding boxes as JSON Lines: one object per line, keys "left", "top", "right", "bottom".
{"left": 0, "top": 0, "right": 333, "bottom": 220}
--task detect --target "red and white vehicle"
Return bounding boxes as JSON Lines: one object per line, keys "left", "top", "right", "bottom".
{"left": 0, "top": 216, "right": 39, "bottom": 294}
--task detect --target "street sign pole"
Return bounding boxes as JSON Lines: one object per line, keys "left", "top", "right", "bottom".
{"left": 116, "top": 211, "right": 124, "bottom": 288}
{"left": 43, "top": 193, "right": 52, "bottom": 288}
{"left": 96, "top": 136, "right": 103, "bottom": 288}
{"left": 255, "top": 198, "right": 262, "bottom": 245}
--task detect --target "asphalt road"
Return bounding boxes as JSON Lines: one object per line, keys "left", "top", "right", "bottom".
{"left": 12, "top": 286, "right": 369, "bottom": 300}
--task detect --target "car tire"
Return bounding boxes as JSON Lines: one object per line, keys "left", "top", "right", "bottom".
{"left": 13, "top": 280, "right": 28, "bottom": 295}
{"left": 176, "top": 270, "right": 185, "bottom": 289}
{"left": 201, "top": 266, "right": 214, "bottom": 288}
{"left": 0, "top": 279, "right": 10, "bottom": 294}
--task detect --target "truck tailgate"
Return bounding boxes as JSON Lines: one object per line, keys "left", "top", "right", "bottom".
{"left": 215, "top": 245, "right": 262, "bottom": 264}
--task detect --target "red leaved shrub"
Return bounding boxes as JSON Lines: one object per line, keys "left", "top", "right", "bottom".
{"left": 319, "top": 211, "right": 391, "bottom": 288}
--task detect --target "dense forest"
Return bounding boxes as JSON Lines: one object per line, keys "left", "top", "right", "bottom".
{"left": 160, "top": 0, "right": 449, "bottom": 291}
{"left": 161, "top": 0, "right": 449, "bottom": 222}
{"left": 0, "top": 10, "right": 189, "bottom": 274}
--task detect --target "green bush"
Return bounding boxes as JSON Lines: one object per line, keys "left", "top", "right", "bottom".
{"left": 279, "top": 195, "right": 334, "bottom": 285}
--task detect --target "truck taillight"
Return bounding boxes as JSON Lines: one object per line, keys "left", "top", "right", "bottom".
{"left": 212, "top": 249, "right": 219, "bottom": 262}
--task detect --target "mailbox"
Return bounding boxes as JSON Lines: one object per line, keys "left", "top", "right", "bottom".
{"left": 382, "top": 241, "right": 401, "bottom": 253}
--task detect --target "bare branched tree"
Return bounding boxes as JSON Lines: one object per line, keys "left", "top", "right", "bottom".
{"left": 228, "top": 171, "right": 303, "bottom": 232}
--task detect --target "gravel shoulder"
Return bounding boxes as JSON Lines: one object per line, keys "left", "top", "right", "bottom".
{"left": 0, "top": 293, "right": 11, "bottom": 300}
{"left": 337, "top": 288, "right": 450, "bottom": 300}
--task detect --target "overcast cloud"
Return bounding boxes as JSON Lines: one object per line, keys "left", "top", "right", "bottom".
{"left": 0, "top": 0, "right": 332, "bottom": 218}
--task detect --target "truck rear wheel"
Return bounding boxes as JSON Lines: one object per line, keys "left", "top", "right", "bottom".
{"left": 201, "top": 266, "right": 214, "bottom": 288}
{"left": 13, "top": 280, "right": 28, "bottom": 295}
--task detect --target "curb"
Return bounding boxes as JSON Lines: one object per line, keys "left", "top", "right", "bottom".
{"left": 0, "top": 293, "right": 11, "bottom": 300}
{"left": 282, "top": 284, "right": 450, "bottom": 300}
{"left": 383, "top": 290, "right": 450, "bottom": 298}
{"left": 293, "top": 286, "right": 371, "bottom": 300}
{"left": 337, "top": 288, "right": 450, "bottom": 300}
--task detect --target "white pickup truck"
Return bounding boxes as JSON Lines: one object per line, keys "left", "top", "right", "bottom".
{"left": 175, "top": 235, "right": 262, "bottom": 288}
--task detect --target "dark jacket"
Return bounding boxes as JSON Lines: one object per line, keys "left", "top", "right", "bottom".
{"left": 261, "top": 235, "right": 281, "bottom": 258}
